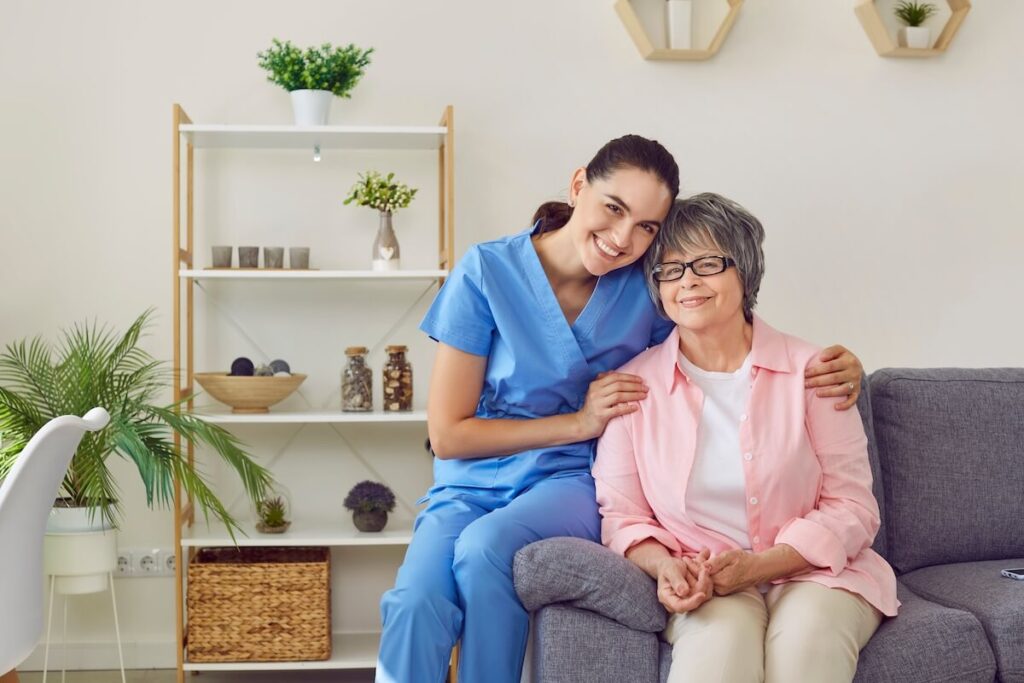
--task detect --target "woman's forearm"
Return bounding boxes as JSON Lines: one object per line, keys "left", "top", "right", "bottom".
{"left": 625, "top": 539, "right": 674, "bottom": 580}
{"left": 755, "top": 543, "right": 814, "bottom": 582}
{"left": 428, "top": 412, "right": 586, "bottom": 460}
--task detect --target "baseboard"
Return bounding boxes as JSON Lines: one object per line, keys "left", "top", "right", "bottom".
{"left": 18, "top": 640, "right": 176, "bottom": 671}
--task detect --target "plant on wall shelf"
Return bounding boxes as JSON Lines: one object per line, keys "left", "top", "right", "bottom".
{"left": 0, "top": 309, "right": 273, "bottom": 534}
{"left": 343, "top": 172, "right": 419, "bottom": 271}
{"left": 256, "top": 496, "right": 290, "bottom": 533}
{"left": 894, "top": 1, "right": 938, "bottom": 49}
{"left": 343, "top": 171, "right": 418, "bottom": 214}
{"left": 257, "top": 39, "right": 374, "bottom": 96}
{"left": 894, "top": 1, "right": 937, "bottom": 27}
{"left": 344, "top": 480, "right": 396, "bottom": 532}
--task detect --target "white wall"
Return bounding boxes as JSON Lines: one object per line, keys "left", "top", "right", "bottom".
{"left": 1, "top": 0, "right": 1021, "bottom": 669}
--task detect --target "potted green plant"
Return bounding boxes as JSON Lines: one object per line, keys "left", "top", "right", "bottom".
{"left": 895, "top": 1, "right": 938, "bottom": 49}
{"left": 343, "top": 171, "right": 418, "bottom": 271}
{"left": 255, "top": 496, "right": 291, "bottom": 534}
{"left": 343, "top": 480, "right": 396, "bottom": 532}
{"left": 257, "top": 38, "right": 374, "bottom": 126}
{"left": 0, "top": 309, "right": 273, "bottom": 536}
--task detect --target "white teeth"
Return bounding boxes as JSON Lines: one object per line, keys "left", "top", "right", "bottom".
{"left": 595, "top": 236, "right": 621, "bottom": 257}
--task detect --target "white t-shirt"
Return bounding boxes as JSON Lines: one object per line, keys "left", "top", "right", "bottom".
{"left": 678, "top": 350, "right": 753, "bottom": 551}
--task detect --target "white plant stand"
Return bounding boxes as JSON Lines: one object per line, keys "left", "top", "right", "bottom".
{"left": 41, "top": 531, "right": 125, "bottom": 683}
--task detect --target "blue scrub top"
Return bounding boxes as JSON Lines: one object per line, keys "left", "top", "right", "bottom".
{"left": 420, "top": 225, "right": 673, "bottom": 496}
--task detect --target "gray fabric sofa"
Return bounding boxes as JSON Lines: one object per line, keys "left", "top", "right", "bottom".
{"left": 514, "top": 368, "right": 1024, "bottom": 682}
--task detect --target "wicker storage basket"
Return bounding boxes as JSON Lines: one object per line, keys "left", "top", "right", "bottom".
{"left": 186, "top": 546, "right": 331, "bottom": 662}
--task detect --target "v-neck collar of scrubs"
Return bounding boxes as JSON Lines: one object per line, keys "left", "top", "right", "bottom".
{"left": 518, "top": 225, "right": 629, "bottom": 368}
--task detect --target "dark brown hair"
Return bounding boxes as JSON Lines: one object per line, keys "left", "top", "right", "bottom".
{"left": 532, "top": 135, "right": 680, "bottom": 234}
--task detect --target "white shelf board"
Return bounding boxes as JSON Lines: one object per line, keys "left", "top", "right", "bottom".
{"left": 192, "top": 408, "right": 428, "bottom": 424}
{"left": 183, "top": 631, "right": 380, "bottom": 671}
{"left": 179, "top": 124, "right": 446, "bottom": 150}
{"left": 180, "top": 269, "right": 447, "bottom": 280}
{"left": 182, "top": 518, "right": 413, "bottom": 548}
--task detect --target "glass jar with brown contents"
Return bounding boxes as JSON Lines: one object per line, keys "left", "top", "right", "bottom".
{"left": 382, "top": 345, "right": 413, "bottom": 412}
{"left": 342, "top": 346, "right": 372, "bottom": 412}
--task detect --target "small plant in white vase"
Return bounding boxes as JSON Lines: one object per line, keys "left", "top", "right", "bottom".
{"left": 895, "top": 1, "right": 938, "bottom": 49}
{"left": 343, "top": 171, "right": 418, "bottom": 271}
{"left": 257, "top": 39, "right": 374, "bottom": 125}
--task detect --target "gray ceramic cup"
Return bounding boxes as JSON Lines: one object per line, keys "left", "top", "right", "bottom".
{"left": 289, "top": 247, "right": 310, "bottom": 269}
{"left": 238, "top": 246, "right": 259, "bottom": 268}
{"left": 264, "top": 247, "right": 284, "bottom": 269}
{"left": 211, "top": 246, "right": 233, "bottom": 268}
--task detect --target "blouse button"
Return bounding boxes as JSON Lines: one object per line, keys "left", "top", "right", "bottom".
{"left": 749, "top": 497, "right": 759, "bottom": 505}
{"left": 744, "top": 452, "right": 753, "bottom": 461}
{"left": 753, "top": 535, "right": 761, "bottom": 545}
{"left": 739, "top": 414, "right": 748, "bottom": 422}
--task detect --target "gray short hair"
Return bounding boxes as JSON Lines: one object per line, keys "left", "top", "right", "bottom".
{"left": 644, "top": 192, "right": 766, "bottom": 322}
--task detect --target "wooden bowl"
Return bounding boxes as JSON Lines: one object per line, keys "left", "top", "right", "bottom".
{"left": 194, "top": 372, "right": 306, "bottom": 414}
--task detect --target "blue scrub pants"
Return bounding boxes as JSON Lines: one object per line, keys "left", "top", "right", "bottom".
{"left": 376, "top": 472, "right": 600, "bottom": 683}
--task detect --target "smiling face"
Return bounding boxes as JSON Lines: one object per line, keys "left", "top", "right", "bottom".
{"left": 658, "top": 247, "right": 746, "bottom": 334}
{"left": 567, "top": 166, "right": 674, "bottom": 277}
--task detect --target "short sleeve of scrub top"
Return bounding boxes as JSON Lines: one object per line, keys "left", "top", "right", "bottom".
{"left": 420, "top": 245, "right": 495, "bottom": 358}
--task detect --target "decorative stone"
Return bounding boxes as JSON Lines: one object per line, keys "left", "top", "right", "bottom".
{"left": 230, "top": 357, "right": 255, "bottom": 376}
{"left": 255, "top": 364, "right": 274, "bottom": 377}
{"left": 270, "top": 359, "right": 291, "bottom": 374}
{"left": 273, "top": 371, "right": 291, "bottom": 377}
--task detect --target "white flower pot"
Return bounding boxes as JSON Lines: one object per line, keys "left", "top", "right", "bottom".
{"left": 289, "top": 89, "right": 333, "bottom": 126}
{"left": 44, "top": 530, "right": 118, "bottom": 594}
{"left": 899, "top": 26, "right": 931, "bottom": 49}
{"left": 666, "top": 0, "right": 693, "bottom": 50}
{"left": 47, "top": 502, "right": 114, "bottom": 533}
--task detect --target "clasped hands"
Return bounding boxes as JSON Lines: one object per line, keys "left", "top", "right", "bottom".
{"left": 656, "top": 548, "right": 762, "bottom": 614}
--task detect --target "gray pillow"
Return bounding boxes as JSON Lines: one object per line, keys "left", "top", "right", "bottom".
{"left": 513, "top": 537, "right": 667, "bottom": 632}
{"left": 869, "top": 368, "right": 1024, "bottom": 573}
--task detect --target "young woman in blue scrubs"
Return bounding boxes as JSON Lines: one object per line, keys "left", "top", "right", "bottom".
{"left": 376, "top": 136, "right": 864, "bottom": 683}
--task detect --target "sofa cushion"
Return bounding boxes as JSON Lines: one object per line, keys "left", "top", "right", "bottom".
{"left": 533, "top": 604, "right": 661, "bottom": 683}
{"left": 869, "top": 368, "right": 1024, "bottom": 573}
{"left": 854, "top": 581, "right": 995, "bottom": 683}
{"left": 900, "top": 559, "right": 1024, "bottom": 683}
{"left": 514, "top": 537, "right": 666, "bottom": 632}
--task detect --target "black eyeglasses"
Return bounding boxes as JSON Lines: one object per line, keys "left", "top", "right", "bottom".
{"left": 652, "top": 256, "right": 736, "bottom": 282}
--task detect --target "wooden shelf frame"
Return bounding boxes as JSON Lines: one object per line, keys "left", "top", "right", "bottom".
{"left": 855, "top": 0, "right": 971, "bottom": 58}
{"left": 170, "top": 103, "right": 455, "bottom": 682}
{"left": 614, "top": 0, "right": 743, "bottom": 61}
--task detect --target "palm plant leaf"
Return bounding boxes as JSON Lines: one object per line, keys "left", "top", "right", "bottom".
{"left": 0, "top": 309, "right": 273, "bottom": 534}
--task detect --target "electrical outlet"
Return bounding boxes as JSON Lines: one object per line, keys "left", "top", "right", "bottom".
{"left": 116, "top": 552, "right": 133, "bottom": 577}
{"left": 138, "top": 549, "right": 160, "bottom": 574}
{"left": 164, "top": 551, "right": 177, "bottom": 575}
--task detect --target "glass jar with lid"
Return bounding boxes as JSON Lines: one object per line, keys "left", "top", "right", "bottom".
{"left": 342, "top": 346, "right": 373, "bottom": 412}
{"left": 382, "top": 345, "right": 413, "bottom": 412}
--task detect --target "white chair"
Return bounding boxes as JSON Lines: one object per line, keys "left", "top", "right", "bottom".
{"left": 0, "top": 408, "right": 110, "bottom": 682}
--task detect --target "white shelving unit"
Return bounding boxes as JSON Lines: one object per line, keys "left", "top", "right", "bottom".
{"left": 171, "top": 104, "right": 455, "bottom": 681}
{"left": 183, "top": 633, "right": 381, "bottom": 672}
{"left": 180, "top": 269, "right": 449, "bottom": 280}
{"left": 193, "top": 408, "right": 428, "bottom": 424}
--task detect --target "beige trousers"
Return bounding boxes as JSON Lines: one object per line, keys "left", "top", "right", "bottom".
{"left": 664, "top": 581, "right": 882, "bottom": 683}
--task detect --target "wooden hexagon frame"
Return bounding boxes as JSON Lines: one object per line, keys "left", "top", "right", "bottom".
{"left": 855, "top": 0, "right": 971, "bottom": 58}
{"left": 615, "top": 0, "right": 743, "bottom": 61}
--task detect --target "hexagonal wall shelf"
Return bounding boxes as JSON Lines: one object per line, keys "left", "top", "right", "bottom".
{"left": 615, "top": 0, "right": 743, "bottom": 61}
{"left": 855, "top": 0, "right": 971, "bottom": 58}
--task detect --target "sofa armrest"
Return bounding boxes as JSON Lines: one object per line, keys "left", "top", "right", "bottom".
{"left": 514, "top": 537, "right": 667, "bottom": 632}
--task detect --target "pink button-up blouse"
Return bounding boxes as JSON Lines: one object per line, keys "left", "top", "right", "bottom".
{"left": 593, "top": 316, "right": 898, "bottom": 616}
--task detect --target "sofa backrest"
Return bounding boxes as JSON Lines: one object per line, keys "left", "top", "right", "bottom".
{"left": 868, "top": 368, "right": 1024, "bottom": 574}
{"left": 855, "top": 375, "right": 888, "bottom": 560}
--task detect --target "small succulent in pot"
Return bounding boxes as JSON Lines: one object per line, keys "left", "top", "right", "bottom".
{"left": 344, "top": 480, "right": 396, "bottom": 532}
{"left": 256, "top": 496, "right": 291, "bottom": 533}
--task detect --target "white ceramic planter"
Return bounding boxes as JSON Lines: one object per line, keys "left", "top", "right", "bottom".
{"left": 899, "top": 26, "right": 932, "bottom": 49}
{"left": 666, "top": 0, "right": 693, "bottom": 50}
{"left": 47, "top": 503, "right": 113, "bottom": 533}
{"left": 44, "top": 530, "right": 118, "bottom": 594}
{"left": 290, "top": 89, "right": 333, "bottom": 126}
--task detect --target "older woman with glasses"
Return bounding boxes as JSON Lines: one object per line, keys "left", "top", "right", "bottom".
{"left": 592, "top": 193, "right": 898, "bottom": 683}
